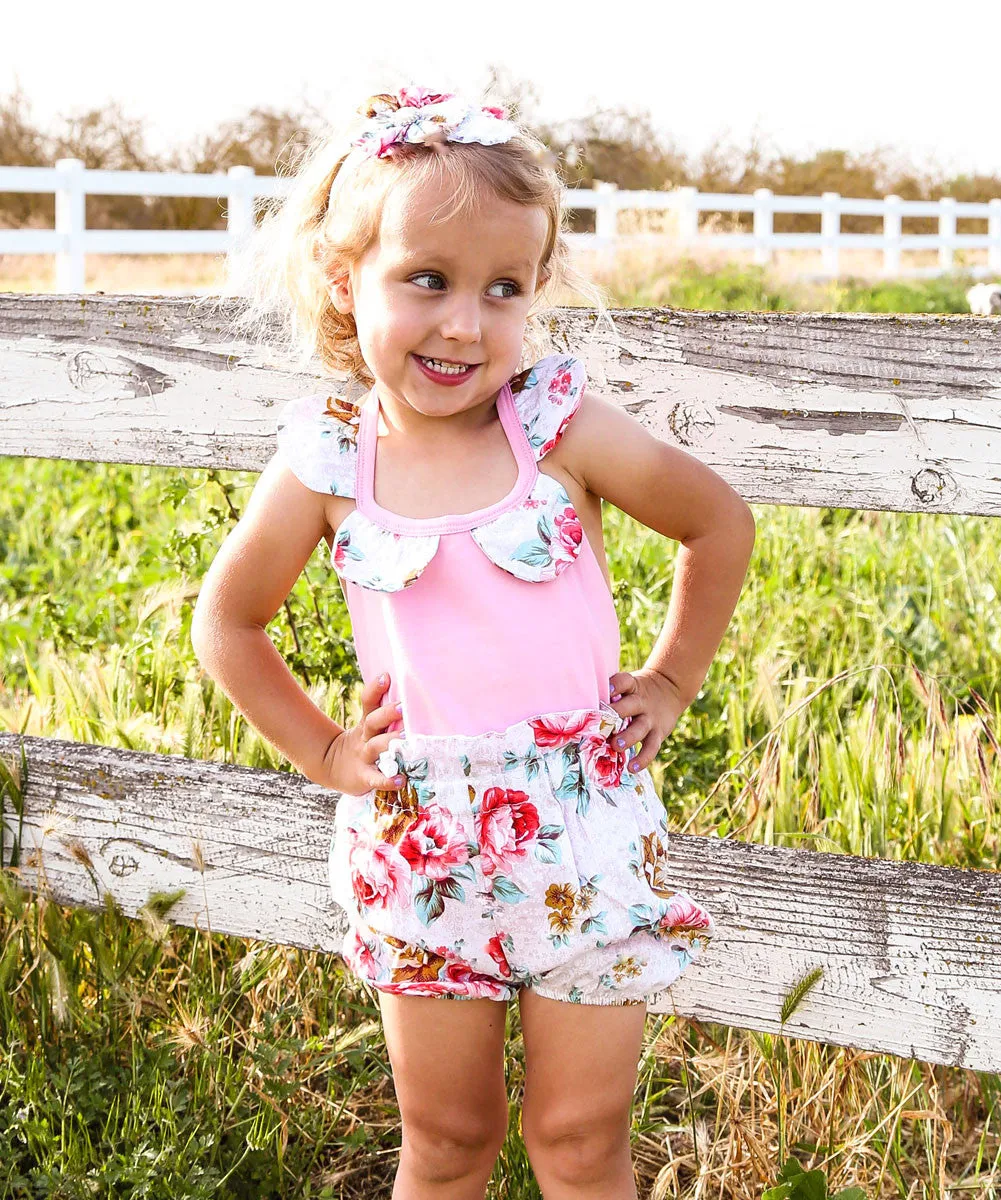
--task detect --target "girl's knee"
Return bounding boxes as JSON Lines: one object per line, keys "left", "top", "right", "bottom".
{"left": 522, "top": 1107, "right": 631, "bottom": 1184}
{"left": 401, "top": 1106, "right": 508, "bottom": 1182}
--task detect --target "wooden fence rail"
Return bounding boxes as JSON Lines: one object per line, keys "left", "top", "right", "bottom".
{"left": 1, "top": 295, "right": 999, "bottom": 1072}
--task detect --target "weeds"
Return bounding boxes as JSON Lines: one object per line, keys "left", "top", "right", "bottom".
{"left": 1, "top": 262, "right": 999, "bottom": 1195}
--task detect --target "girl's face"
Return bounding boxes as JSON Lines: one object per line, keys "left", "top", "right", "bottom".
{"left": 329, "top": 173, "right": 550, "bottom": 420}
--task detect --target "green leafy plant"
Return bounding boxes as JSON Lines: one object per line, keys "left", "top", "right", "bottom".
{"left": 763, "top": 1156, "right": 867, "bottom": 1199}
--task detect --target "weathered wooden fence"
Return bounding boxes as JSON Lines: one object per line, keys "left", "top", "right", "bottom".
{"left": 1, "top": 295, "right": 999, "bottom": 1072}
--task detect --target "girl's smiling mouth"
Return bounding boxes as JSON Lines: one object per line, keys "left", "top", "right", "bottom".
{"left": 413, "top": 354, "right": 480, "bottom": 385}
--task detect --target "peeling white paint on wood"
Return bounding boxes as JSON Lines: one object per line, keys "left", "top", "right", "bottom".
{"left": 2, "top": 734, "right": 999, "bottom": 1072}
{"left": 1, "top": 296, "right": 1000, "bottom": 515}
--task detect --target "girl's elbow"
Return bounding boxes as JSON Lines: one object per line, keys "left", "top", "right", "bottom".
{"left": 190, "top": 615, "right": 213, "bottom": 668}
{"left": 190, "top": 595, "right": 221, "bottom": 664}
{"left": 729, "top": 495, "right": 756, "bottom": 542}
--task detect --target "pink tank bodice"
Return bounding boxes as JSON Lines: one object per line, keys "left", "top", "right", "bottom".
{"left": 275, "top": 354, "right": 621, "bottom": 738}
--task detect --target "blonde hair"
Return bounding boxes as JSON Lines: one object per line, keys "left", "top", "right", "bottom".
{"left": 222, "top": 93, "right": 612, "bottom": 387}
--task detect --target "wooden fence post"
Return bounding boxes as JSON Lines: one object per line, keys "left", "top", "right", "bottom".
{"left": 674, "top": 185, "right": 699, "bottom": 248}
{"left": 938, "top": 196, "right": 957, "bottom": 273}
{"left": 883, "top": 194, "right": 902, "bottom": 277}
{"left": 226, "top": 165, "right": 257, "bottom": 275}
{"left": 593, "top": 180, "right": 619, "bottom": 248}
{"left": 54, "top": 157, "right": 86, "bottom": 293}
{"left": 821, "top": 192, "right": 840, "bottom": 278}
{"left": 753, "top": 187, "right": 773, "bottom": 266}
{"left": 988, "top": 197, "right": 1001, "bottom": 274}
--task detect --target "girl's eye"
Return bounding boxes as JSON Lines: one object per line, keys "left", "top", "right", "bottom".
{"left": 409, "top": 273, "right": 520, "bottom": 299}
{"left": 487, "top": 280, "right": 520, "bottom": 299}
{"left": 410, "top": 272, "right": 446, "bottom": 291}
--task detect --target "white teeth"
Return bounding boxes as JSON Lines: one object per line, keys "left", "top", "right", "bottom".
{"left": 420, "top": 356, "right": 472, "bottom": 375}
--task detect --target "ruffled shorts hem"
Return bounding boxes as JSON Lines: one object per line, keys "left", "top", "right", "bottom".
{"left": 342, "top": 959, "right": 652, "bottom": 1007}
{"left": 525, "top": 985, "right": 647, "bottom": 1007}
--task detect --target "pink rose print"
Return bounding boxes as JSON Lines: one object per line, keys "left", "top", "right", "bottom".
{"left": 382, "top": 976, "right": 508, "bottom": 999}
{"left": 398, "top": 86, "right": 455, "bottom": 108}
{"left": 580, "top": 733, "right": 628, "bottom": 789}
{"left": 348, "top": 827, "right": 412, "bottom": 909}
{"left": 474, "top": 788, "right": 541, "bottom": 877}
{"left": 376, "top": 131, "right": 400, "bottom": 158}
{"left": 530, "top": 711, "right": 594, "bottom": 748}
{"left": 333, "top": 530, "right": 351, "bottom": 572}
{"left": 550, "top": 369, "right": 573, "bottom": 397}
{"left": 659, "top": 895, "right": 714, "bottom": 940}
{"left": 539, "top": 412, "right": 575, "bottom": 457}
{"left": 346, "top": 927, "right": 379, "bottom": 977}
{"left": 554, "top": 508, "right": 583, "bottom": 557}
{"left": 383, "top": 942, "right": 510, "bottom": 999}
{"left": 398, "top": 805, "right": 469, "bottom": 880}
{"left": 486, "top": 933, "right": 512, "bottom": 978}
{"left": 442, "top": 957, "right": 502, "bottom": 990}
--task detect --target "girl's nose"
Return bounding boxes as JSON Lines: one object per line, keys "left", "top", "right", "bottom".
{"left": 439, "top": 294, "right": 481, "bottom": 343}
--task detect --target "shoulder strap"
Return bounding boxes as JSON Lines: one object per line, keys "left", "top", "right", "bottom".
{"left": 508, "top": 354, "right": 586, "bottom": 461}
{"left": 274, "top": 390, "right": 362, "bottom": 498}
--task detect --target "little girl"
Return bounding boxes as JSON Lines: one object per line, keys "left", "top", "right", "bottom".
{"left": 194, "top": 85, "right": 755, "bottom": 1199}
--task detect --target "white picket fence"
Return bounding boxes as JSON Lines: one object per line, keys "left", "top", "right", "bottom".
{"left": 1, "top": 159, "right": 1000, "bottom": 291}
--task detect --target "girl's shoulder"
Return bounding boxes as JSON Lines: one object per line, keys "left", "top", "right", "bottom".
{"left": 272, "top": 352, "right": 587, "bottom": 498}
{"left": 274, "top": 389, "right": 363, "bottom": 498}
{"left": 507, "top": 352, "right": 587, "bottom": 461}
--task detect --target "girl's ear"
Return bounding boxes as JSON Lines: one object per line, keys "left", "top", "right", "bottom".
{"left": 328, "top": 271, "right": 355, "bottom": 315}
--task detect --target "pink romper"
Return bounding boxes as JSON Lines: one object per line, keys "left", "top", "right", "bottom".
{"left": 276, "top": 353, "right": 716, "bottom": 1005}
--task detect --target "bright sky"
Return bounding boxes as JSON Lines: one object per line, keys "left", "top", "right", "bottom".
{"left": 7, "top": 0, "right": 1001, "bottom": 179}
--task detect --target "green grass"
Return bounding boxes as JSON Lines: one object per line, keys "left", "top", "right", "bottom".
{"left": 593, "top": 256, "right": 983, "bottom": 316}
{"left": 1, "top": 265, "right": 999, "bottom": 1198}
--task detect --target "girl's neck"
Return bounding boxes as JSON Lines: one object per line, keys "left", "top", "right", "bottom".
{"left": 372, "top": 381, "right": 503, "bottom": 447}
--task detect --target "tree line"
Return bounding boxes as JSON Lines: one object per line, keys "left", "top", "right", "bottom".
{"left": 2, "top": 67, "right": 998, "bottom": 237}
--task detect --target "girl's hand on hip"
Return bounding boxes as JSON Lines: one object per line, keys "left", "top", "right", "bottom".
{"left": 322, "top": 672, "right": 407, "bottom": 795}
{"left": 608, "top": 667, "right": 686, "bottom": 774}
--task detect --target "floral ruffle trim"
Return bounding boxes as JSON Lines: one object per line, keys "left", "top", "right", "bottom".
{"left": 334, "top": 472, "right": 583, "bottom": 591}
{"left": 333, "top": 518, "right": 438, "bottom": 592}
{"left": 274, "top": 390, "right": 362, "bottom": 498}
{"left": 508, "top": 354, "right": 586, "bottom": 460}
{"left": 275, "top": 354, "right": 590, "bottom": 591}
{"left": 469, "top": 471, "right": 583, "bottom": 584}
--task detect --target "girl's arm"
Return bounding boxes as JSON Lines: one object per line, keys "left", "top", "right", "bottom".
{"left": 560, "top": 389, "right": 756, "bottom": 771}
{"left": 190, "top": 456, "right": 346, "bottom": 784}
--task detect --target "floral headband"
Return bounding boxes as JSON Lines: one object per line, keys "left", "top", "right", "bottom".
{"left": 349, "top": 85, "right": 519, "bottom": 161}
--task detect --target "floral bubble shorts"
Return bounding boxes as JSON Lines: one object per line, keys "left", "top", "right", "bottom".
{"left": 330, "top": 700, "right": 717, "bottom": 1006}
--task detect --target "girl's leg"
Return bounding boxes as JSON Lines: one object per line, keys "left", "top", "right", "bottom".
{"left": 378, "top": 992, "right": 510, "bottom": 1200}
{"left": 517, "top": 989, "right": 647, "bottom": 1199}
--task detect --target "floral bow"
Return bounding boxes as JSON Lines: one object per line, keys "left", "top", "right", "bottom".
{"left": 350, "top": 85, "right": 518, "bottom": 160}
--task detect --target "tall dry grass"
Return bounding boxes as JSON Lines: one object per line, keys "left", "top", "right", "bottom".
{"left": 1, "top": 469, "right": 999, "bottom": 1197}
